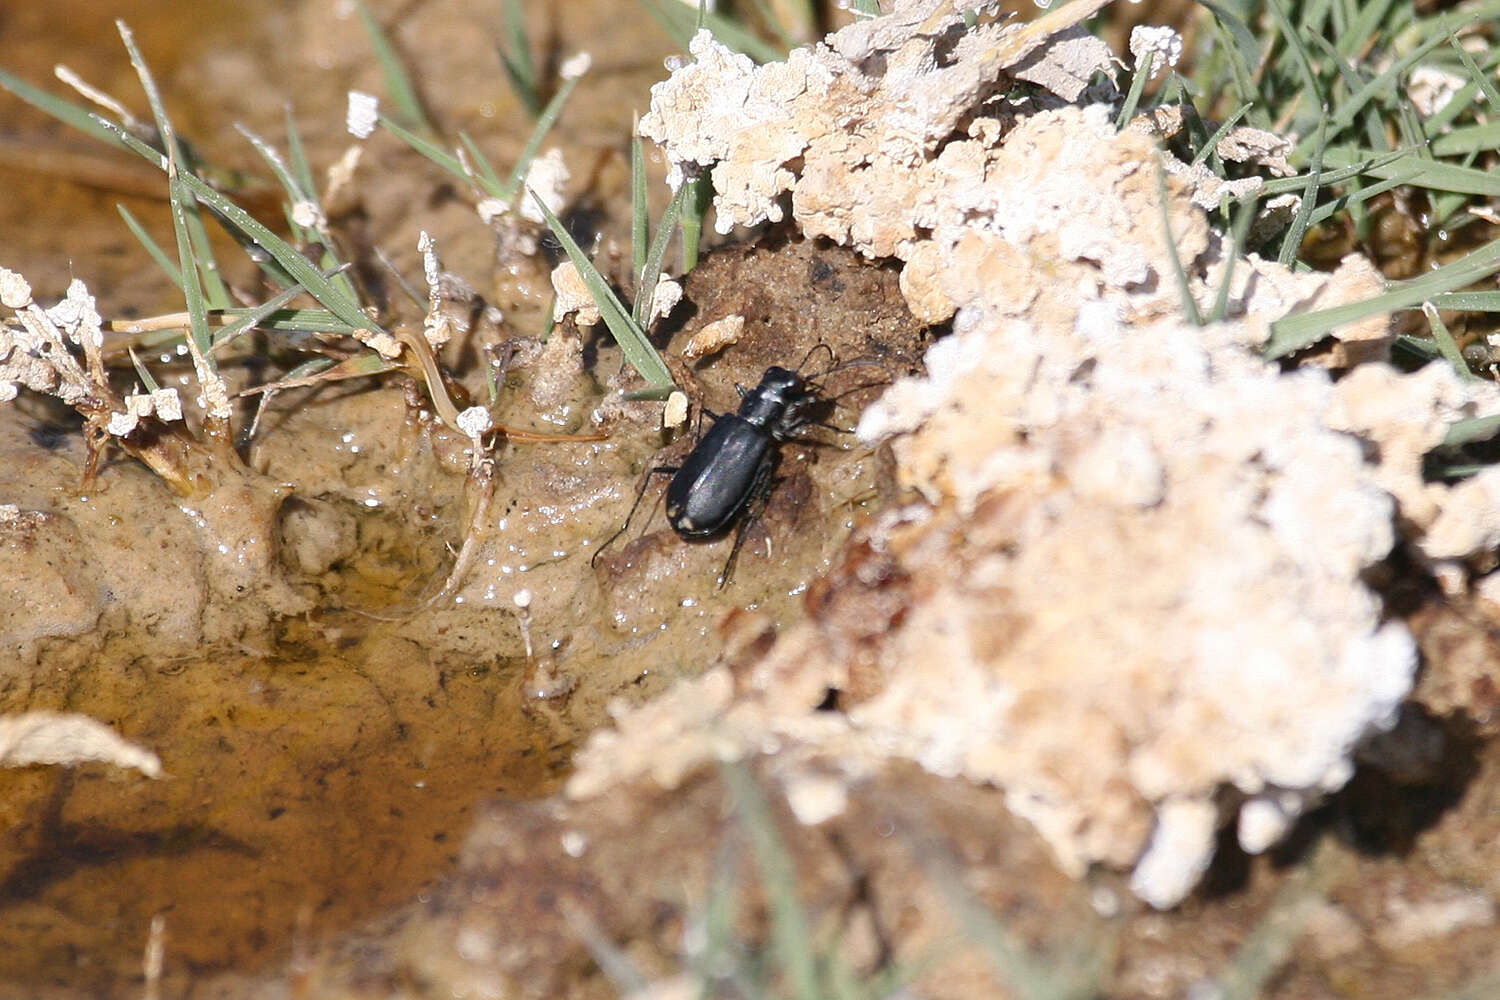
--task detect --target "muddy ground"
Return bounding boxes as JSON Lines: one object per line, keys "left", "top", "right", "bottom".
{"left": 2, "top": 2, "right": 1500, "bottom": 998}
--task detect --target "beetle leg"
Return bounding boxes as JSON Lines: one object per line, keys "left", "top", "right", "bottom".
{"left": 592, "top": 464, "right": 680, "bottom": 568}
{"left": 716, "top": 456, "right": 780, "bottom": 589}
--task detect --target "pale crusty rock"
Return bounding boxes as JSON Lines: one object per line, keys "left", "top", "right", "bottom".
{"left": 520, "top": 148, "right": 570, "bottom": 225}
{"left": 1328, "top": 361, "right": 1500, "bottom": 560}
{"left": 639, "top": 0, "right": 1111, "bottom": 238}
{"left": 648, "top": 276, "right": 683, "bottom": 326}
{"left": 1406, "top": 65, "right": 1466, "bottom": 119}
{"left": 1215, "top": 253, "right": 1392, "bottom": 363}
{"left": 1375, "top": 885, "right": 1497, "bottom": 951}
{"left": 1012, "top": 25, "right": 1115, "bottom": 100}
{"left": 1131, "top": 104, "right": 1294, "bottom": 176}
{"left": 578, "top": 0, "right": 1491, "bottom": 910}
{"left": 681, "top": 313, "right": 745, "bottom": 360}
{"left": 0, "top": 710, "right": 161, "bottom": 777}
{"left": 848, "top": 307, "right": 1413, "bottom": 895}
{"left": 550, "top": 261, "right": 601, "bottom": 327}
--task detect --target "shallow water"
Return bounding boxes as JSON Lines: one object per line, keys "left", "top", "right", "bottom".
{"left": 0, "top": 624, "right": 570, "bottom": 995}
{"left": 0, "top": 0, "right": 679, "bottom": 995}
{"left": 0, "top": 4, "right": 931, "bottom": 994}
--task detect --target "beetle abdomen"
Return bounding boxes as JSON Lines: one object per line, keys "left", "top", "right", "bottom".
{"left": 666, "top": 416, "right": 776, "bottom": 537}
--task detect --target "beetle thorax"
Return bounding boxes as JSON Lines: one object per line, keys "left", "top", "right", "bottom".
{"left": 736, "top": 366, "right": 806, "bottom": 431}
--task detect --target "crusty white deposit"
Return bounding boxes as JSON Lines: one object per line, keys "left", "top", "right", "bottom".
{"left": 569, "top": 0, "right": 1500, "bottom": 907}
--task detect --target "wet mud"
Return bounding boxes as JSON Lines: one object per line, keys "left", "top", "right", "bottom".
{"left": 5, "top": 1, "right": 1500, "bottom": 999}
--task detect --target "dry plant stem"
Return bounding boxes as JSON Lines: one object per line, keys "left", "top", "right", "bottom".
{"left": 393, "top": 323, "right": 465, "bottom": 431}
{"left": 428, "top": 452, "right": 498, "bottom": 609}
{"left": 353, "top": 451, "right": 498, "bottom": 621}
{"left": 386, "top": 325, "right": 604, "bottom": 441}
{"left": 75, "top": 389, "right": 219, "bottom": 496}
{"left": 111, "top": 420, "right": 247, "bottom": 497}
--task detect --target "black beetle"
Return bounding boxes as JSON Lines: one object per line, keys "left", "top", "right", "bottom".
{"left": 595, "top": 349, "right": 866, "bottom": 586}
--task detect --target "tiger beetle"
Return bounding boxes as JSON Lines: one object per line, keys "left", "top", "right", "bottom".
{"left": 594, "top": 345, "right": 872, "bottom": 587}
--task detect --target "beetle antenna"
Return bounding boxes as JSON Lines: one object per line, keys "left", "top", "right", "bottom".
{"left": 805, "top": 356, "right": 888, "bottom": 383}
{"left": 796, "top": 342, "right": 836, "bottom": 375}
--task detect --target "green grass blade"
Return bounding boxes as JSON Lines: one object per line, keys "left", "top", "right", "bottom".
{"left": 355, "top": 0, "right": 433, "bottom": 136}
{"left": 1267, "top": 236, "right": 1500, "bottom": 358}
{"left": 225, "top": 308, "right": 362, "bottom": 334}
{"left": 1114, "top": 51, "right": 1154, "bottom": 131}
{"left": 0, "top": 66, "right": 123, "bottom": 146}
{"left": 235, "top": 122, "right": 307, "bottom": 203}
{"left": 682, "top": 167, "right": 713, "bottom": 275}
{"left": 1264, "top": 0, "right": 1323, "bottom": 107}
{"left": 246, "top": 351, "right": 391, "bottom": 397}
{"left": 1318, "top": 144, "right": 1500, "bottom": 197}
{"left": 1213, "top": 843, "right": 1340, "bottom": 1000}
{"left": 1304, "top": 19, "right": 1456, "bottom": 155}
{"left": 121, "top": 17, "right": 213, "bottom": 361}
{"left": 1300, "top": 34, "right": 1389, "bottom": 154}
{"left": 117, "top": 205, "right": 183, "bottom": 288}
{"left": 1190, "top": 103, "right": 1254, "bottom": 169}
{"left": 561, "top": 905, "right": 650, "bottom": 994}
{"left": 1429, "top": 291, "right": 1500, "bottom": 311}
{"left": 1423, "top": 301, "right": 1475, "bottom": 380}
{"left": 639, "top": 0, "right": 787, "bottom": 64}
{"left": 1302, "top": 172, "right": 1408, "bottom": 229}
{"left": 211, "top": 283, "right": 310, "bottom": 351}
{"left": 1444, "top": 412, "right": 1500, "bottom": 447}
{"left": 499, "top": 0, "right": 541, "bottom": 117}
{"left": 1200, "top": 8, "right": 1263, "bottom": 126}
{"left": 1429, "top": 121, "right": 1500, "bottom": 158}
{"left": 631, "top": 129, "right": 649, "bottom": 281}
{"left": 165, "top": 174, "right": 377, "bottom": 333}
{"left": 283, "top": 104, "right": 318, "bottom": 201}
{"left": 1297, "top": 0, "right": 1335, "bottom": 35}
{"left": 1443, "top": 32, "right": 1500, "bottom": 135}
{"left": 634, "top": 185, "right": 687, "bottom": 327}
{"left": 1213, "top": 193, "right": 1257, "bottom": 322}
{"left": 695, "top": 838, "right": 743, "bottom": 983}
{"left": 502, "top": 73, "right": 583, "bottom": 200}
{"left": 383, "top": 113, "right": 502, "bottom": 200}
{"left": 167, "top": 170, "right": 215, "bottom": 363}
{"left": 909, "top": 820, "right": 1108, "bottom": 1000}
{"left": 380, "top": 112, "right": 468, "bottom": 179}
{"left": 458, "top": 131, "right": 507, "bottom": 197}
{"left": 1339, "top": 0, "right": 1397, "bottom": 58}
{"left": 127, "top": 347, "right": 161, "bottom": 393}
{"left": 639, "top": 0, "right": 693, "bottom": 51}
{"left": 529, "top": 187, "right": 674, "bottom": 389}
{"left": 721, "top": 762, "right": 820, "bottom": 1000}
{"left": 277, "top": 107, "right": 362, "bottom": 302}
{"left": 1424, "top": 45, "right": 1500, "bottom": 132}
{"left": 119, "top": 20, "right": 230, "bottom": 310}
{"left": 239, "top": 118, "right": 361, "bottom": 301}
{"left": 1257, "top": 146, "right": 1412, "bottom": 195}
{"left": 182, "top": 198, "right": 231, "bottom": 310}
{"left": 1278, "top": 114, "right": 1326, "bottom": 267}
{"left": 1155, "top": 160, "right": 1203, "bottom": 326}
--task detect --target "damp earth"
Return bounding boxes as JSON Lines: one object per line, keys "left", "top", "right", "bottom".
{"left": 5, "top": 2, "right": 1500, "bottom": 1000}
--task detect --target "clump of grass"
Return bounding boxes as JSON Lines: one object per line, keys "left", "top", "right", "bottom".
{"left": 1108, "top": 0, "right": 1500, "bottom": 379}
{"left": 1152, "top": 1, "right": 1500, "bottom": 363}
{"left": 528, "top": 185, "right": 678, "bottom": 393}
{"left": 1, "top": 9, "right": 659, "bottom": 478}
{"left": 569, "top": 761, "right": 1117, "bottom": 999}
{"left": 1, "top": 23, "right": 411, "bottom": 489}
{"left": 354, "top": 4, "right": 680, "bottom": 393}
